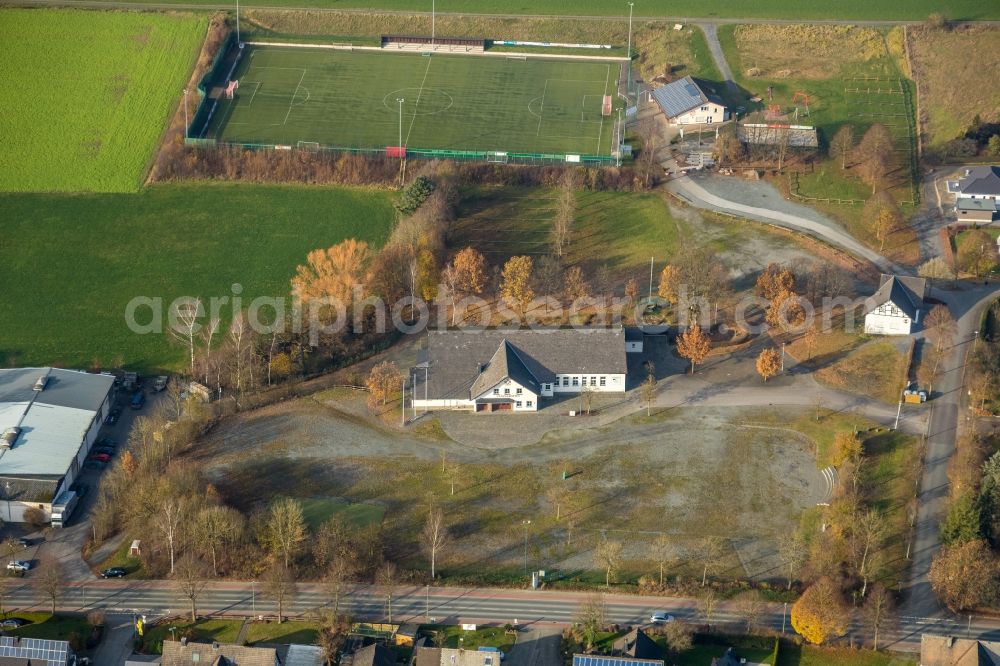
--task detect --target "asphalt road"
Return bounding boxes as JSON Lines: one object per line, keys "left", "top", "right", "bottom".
{"left": 3, "top": 579, "right": 999, "bottom": 653}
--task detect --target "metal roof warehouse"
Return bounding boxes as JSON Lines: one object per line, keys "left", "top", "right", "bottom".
{"left": 0, "top": 367, "right": 113, "bottom": 523}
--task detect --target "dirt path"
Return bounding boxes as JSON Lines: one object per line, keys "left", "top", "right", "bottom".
{"left": 696, "top": 24, "right": 740, "bottom": 97}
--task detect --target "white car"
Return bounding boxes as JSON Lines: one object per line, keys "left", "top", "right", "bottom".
{"left": 649, "top": 611, "right": 674, "bottom": 624}
{"left": 7, "top": 560, "right": 30, "bottom": 573}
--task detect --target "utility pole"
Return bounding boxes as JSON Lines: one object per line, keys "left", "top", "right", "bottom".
{"left": 251, "top": 580, "right": 256, "bottom": 614}
{"left": 522, "top": 519, "right": 531, "bottom": 573}
{"left": 235, "top": 0, "right": 240, "bottom": 45}
{"left": 183, "top": 88, "right": 189, "bottom": 139}
{"left": 894, "top": 391, "right": 903, "bottom": 430}
{"left": 782, "top": 602, "right": 787, "bottom": 633}
{"left": 626, "top": 2, "right": 635, "bottom": 100}
{"left": 432, "top": 0, "right": 436, "bottom": 46}
{"left": 401, "top": 377, "right": 406, "bottom": 427}
{"left": 780, "top": 342, "right": 786, "bottom": 372}
{"left": 397, "top": 98, "right": 405, "bottom": 149}
{"left": 648, "top": 256, "right": 654, "bottom": 300}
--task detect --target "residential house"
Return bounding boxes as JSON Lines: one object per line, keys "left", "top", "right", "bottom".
{"left": 0, "top": 637, "right": 74, "bottom": 666}
{"left": 710, "top": 647, "right": 768, "bottom": 666}
{"left": 863, "top": 274, "right": 927, "bottom": 336}
{"left": 161, "top": 639, "right": 279, "bottom": 666}
{"left": 651, "top": 76, "right": 728, "bottom": 125}
{"left": 343, "top": 643, "right": 396, "bottom": 666}
{"left": 415, "top": 647, "right": 499, "bottom": 666}
{"left": 611, "top": 628, "right": 660, "bottom": 660}
{"left": 413, "top": 328, "right": 628, "bottom": 413}
{"left": 572, "top": 654, "right": 664, "bottom": 666}
{"left": 948, "top": 166, "right": 1000, "bottom": 222}
{"left": 920, "top": 634, "right": 1000, "bottom": 665}
{"left": 125, "top": 656, "right": 162, "bottom": 666}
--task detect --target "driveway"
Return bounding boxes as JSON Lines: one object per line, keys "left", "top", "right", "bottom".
{"left": 506, "top": 625, "right": 562, "bottom": 666}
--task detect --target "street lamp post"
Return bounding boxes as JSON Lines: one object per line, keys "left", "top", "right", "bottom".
{"left": 432, "top": 0, "right": 436, "bottom": 46}
{"left": 183, "top": 88, "right": 189, "bottom": 139}
{"left": 626, "top": 2, "right": 635, "bottom": 99}
{"left": 235, "top": 0, "right": 240, "bottom": 45}
{"left": 522, "top": 520, "right": 531, "bottom": 573}
{"left": 251, "top": 580, "right": 256, "bottom": 614}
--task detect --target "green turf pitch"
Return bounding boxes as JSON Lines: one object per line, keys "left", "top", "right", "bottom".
{"left": 208, "top": 46, "right": 620, "bottom": 157}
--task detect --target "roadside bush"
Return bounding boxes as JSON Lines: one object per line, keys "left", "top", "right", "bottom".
{"left": 22, "top": 507, "right": 48, "bottom": 529}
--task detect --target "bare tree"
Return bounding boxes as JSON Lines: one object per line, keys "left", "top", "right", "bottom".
{"left": 551, "top": 172, "right": 576, "bottom": 258}
{"left": 264, "top": 565, "right": 297, "bottom": 624}
{"left": 573, "top": 594, "right": 607, "bottom": 651}
{"left": 734, "top": 590, "right": 765, "bottom": 633}
{"left": 697, "top": 588, "right": 719, "bottom": 629}
{"left": 579, "top": 385, "right": 595, "bottom": 415}
{"left": 35, "top": 564, "right": 64, "bottom": 614}
{"left": 641, "top": 374, "right": 657, "bottom": 416}
{"left": 172, "top": 553, "right": 209, "bottom": 622}
{"left": 650, "top": 534, "right": 676, "bottom": 587}
{"left": 594, "top": 539, "right": 624, "bottom": 587}
{"left": 636, "top": 116, "right": 663, "bottom": 188}
{"left": 194, "top": 505, "right": 245, "bottom": 576}
{"left": 852, "top": 509, "right": 888, "bottom": 597}
{"left": 925, "top": 305, "right": 958, "bottom": 353}
{"left": 829, "top": 125, "right": 854, "bottom": 169}
{"left": 699, "top": 536, "right": 728, "bottom": 586}
{"left": 778, "top": 533, "right": 808, "bottom": 590}
{"left": 534, "top": 255, "right": 564, "bottom": 309}
{"left": 375, "top": 561, "right": 398, "bottom": 623}
{"left": 261, "top": 498, "right": 307, "bottom": 569}
{"left": 421, "top": 506, "right": 450, "bottom": 580}
{"left": 153, "top": 497, "right": 185, "bottom": 574}
{"left": 168, "top": 297, "right": 203, "bottom": 376}
{"left": 864, "top": 583, "right": 894, "bottom": 650}
{"left": 324, "top": 549, "right": 358, "bottom": 616}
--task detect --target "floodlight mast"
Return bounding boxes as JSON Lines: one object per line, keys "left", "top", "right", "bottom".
{"left": 626, "top": 2, "right": 635, "bottom": 99}
{"left": 397, "top": 98, "right": 405, "bottom": 151}
{"left": 236, "top": 0, "right": 240, "bottom": 44}
{"left": 432, "top": 0, "right": 436, "bottom": 46}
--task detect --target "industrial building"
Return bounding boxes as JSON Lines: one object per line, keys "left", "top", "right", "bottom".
{"left": 0, "top": 367, "right": 114, "bottom": 523}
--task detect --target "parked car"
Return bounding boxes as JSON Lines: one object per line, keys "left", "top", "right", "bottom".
{"left": 92, "top": 448, "right": 115, "bottom": 458}
{"left": 478, "top": 647, "right": 505, "bottom": 661}
{"left": 87, "top": 453, "right": 111, "bottom": 463}
{"left": 130, "top": 391, "right": 145, "bottom": 410}
{"left": 83, "top": 460, "right": 106, "bottom": 471}
{"left": 649, "top": 612, "right": 674, "bottom": 624}
{"left": 99, "top": 567, "right": 126, "bottom": 579}
{"left": 153, "top": 376, "right": 168, "bottom": 392}
{"left": 6, "top": 561, "right": 30, "bottom": 573}
{"left": 104, "top": 408, "right": 121, "bottom": 425}
{"left": 96, "top": 438, "right": 117, "bottom": 449}
{"left": 1, "top": 618, "right": 28, "bottom": 628}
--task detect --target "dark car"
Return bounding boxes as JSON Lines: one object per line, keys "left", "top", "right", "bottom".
{"left": 87, "top": 453, "right": 111, "bottom": 463}
{"left": 82, "top": 460, "right": 106, "bottom": 471}
{"left": 97, "top": 438, "right": 117, "bottom": 449}
{"left": 92, "top": 446, "right": 115, "bottom": 457}
{"left": 99, "top": 567, "right": 126, "bottom": 579}
{"left": 129, "top": 392, "right": 145, "bottom": 410}
{"left": 17, "top": 538, "right": 30, "bottom": 549}
{"left": 71, "top": 482, "right": 89, "bottom": 497}
{"left": 104, "top": 408, "right": 121, "bottom": 425}
{"left": 1, "top": 618, "right": 29, "bottom": 629}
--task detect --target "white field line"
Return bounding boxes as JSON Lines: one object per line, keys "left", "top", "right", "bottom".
{"left": 536, "top": 79, "right": 549, "bottom": 136}
{"left": 597, "top": 64, "right": 610, "bottom": 154}
{"left": 403, "top": 56, "right": 434, "bottom": 147}
{"left": 282, "top": 69, "right": 308, "bottom": 126}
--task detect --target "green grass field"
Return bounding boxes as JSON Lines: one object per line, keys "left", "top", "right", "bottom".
{"left": 206, "top": 45, "right": 620, "bottom": 157}
{"left": 0, "top": 9, "right": 205, "bottom": 192}
{"left": 88, "top": 0, "right": 999, "bottom": 20}
{"left": 0, "top": 183, "right": 394, "bottom": 371}
{"left": 452, "top": 187, "right": 683, "bottom": 273}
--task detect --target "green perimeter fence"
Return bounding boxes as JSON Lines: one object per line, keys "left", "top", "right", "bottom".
{"left": 184, "top": 36, "right": 621, "bottom": 166}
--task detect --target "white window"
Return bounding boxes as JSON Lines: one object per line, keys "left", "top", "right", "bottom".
{"left": 504, "top": 388, "right": 510, "bottom": 395}
{"left": 599, "top": 377, "right": 606, "bottom": 386}
{"left": 516, "top": 388, "right": 523, "bottom": 395}
{"left": 493, "top": 388, "right": 499, "bottom": 395}
{"left": 700, "top": 105, "right": 708, "bottom": 111}
{"left": 561, "top": 377, "right": 569, "bottom": 387}
{"left": 516, "top": 401, "right": 522, "bottom": 408}
{"left": 572, "top": 377, "right": 579, "bottom": 386}
{"left": 526, "top": 400, "right": 533, "bottom": 407}
{"left": 590, "top": 377, "right": 597, "bottom": 386}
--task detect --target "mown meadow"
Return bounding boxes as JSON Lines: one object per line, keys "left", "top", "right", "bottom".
{"left": 0, "top": 9, "right": 206, "bottom": 192}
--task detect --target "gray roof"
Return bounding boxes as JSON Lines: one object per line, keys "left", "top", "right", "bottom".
{"left": 277, "top": 644, "right": 325, "bottom": 666}
{"left": 346, "top": 644, "right": 395, "bottom": 666}
{"left": 125, "top": 656, "right": 163, "bottom": 665}
{"left": 0, "top": 368, "right": 113, "bottom": 479}
{"left": 865, "top": 274, "right": 926, "bottom": 319}
{"left": 920, "top": 634, "right": 1000, "bottom": 666}
{"left": 958, "top": 166, "right": 1000, "bottom": 196}
{"left": 0, "top": 636, "right": 72, "bottom": 666}
{"left": 957, "top": 198, "right": 998, "bottom": 212}
{"left": 422, "top": 328, "right": 628, "bottom": 401}
{"left": 161, "top": 641, "right": 278, "bottom": 666}
{"left": 651, "top": 76, "right": 724, "bottom": 118}
{"left": 612, "top": 629, "right": 661, "bottom": 660}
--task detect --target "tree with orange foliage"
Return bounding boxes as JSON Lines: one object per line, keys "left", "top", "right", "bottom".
{"left": 366, "top": 361, "right": 402, "bottom": 411}
{"left": 291, "top": 239, "right": 372, "bottom": 306}
{"left": 500, "top": 256, "right": 535, "bottom": 318}
{"left": 766, "top": 289, "right": 807, "bottom": 331}
{"left": 676, "top": 325, "right": 711, "bottom": 374}
{"left": 755, "top": 263, "right": 796, "bottom": 301}
{"left": 755, "top": 348, "right": 781, "bottom": 382}
{"left": 658, "top": 265, "right": 681, "bottom": 305}
{"left": 791, "top": 577, "right": 849, "bottom": 645}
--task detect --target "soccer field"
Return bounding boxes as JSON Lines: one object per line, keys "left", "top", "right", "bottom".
{"left": 205, "top": 45, "right": 622, "bottom": 158}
